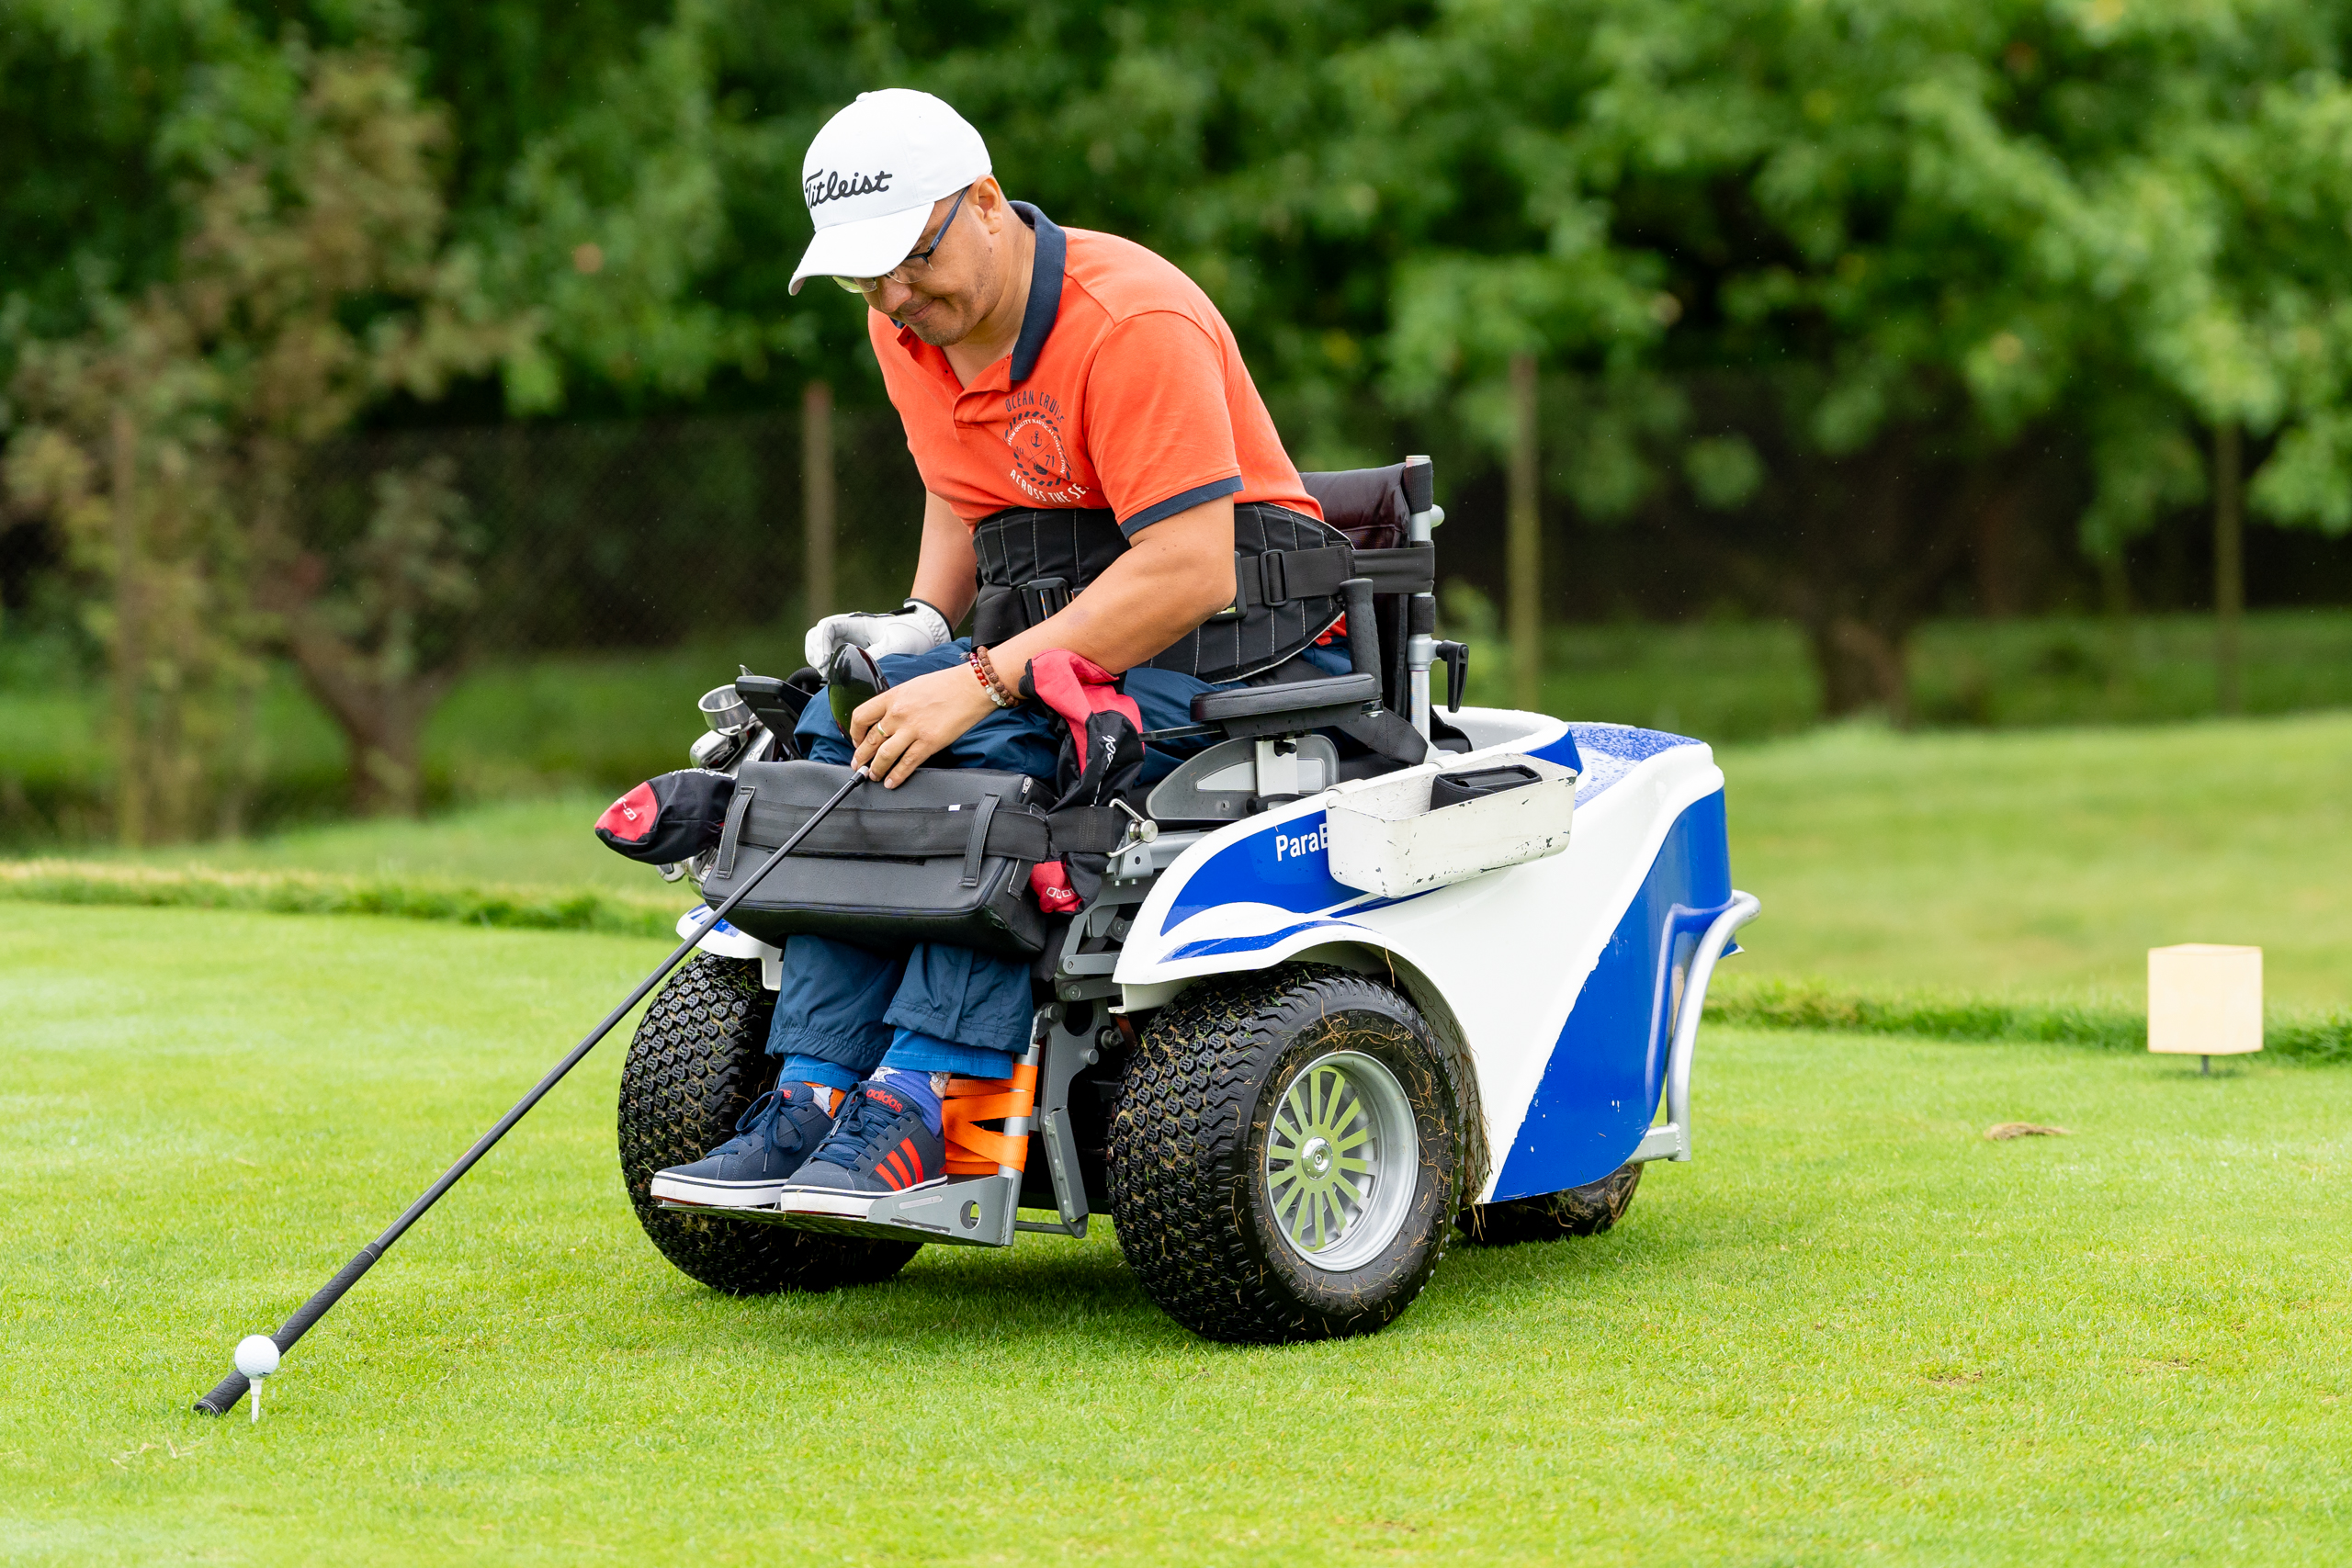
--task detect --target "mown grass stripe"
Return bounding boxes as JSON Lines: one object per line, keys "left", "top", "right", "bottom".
{"left": 6, "top": 859, "right": 2347, "bottom": 1062}
{"left": 1707, "top": 976, "right": 2352, "bottom": 1065}
{"left": 0, "top": 858, "right": 681, "bottom": 939}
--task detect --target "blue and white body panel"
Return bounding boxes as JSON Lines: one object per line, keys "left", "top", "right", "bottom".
{"left": 1114, "top": 710, "right": 1740, "bottom": 1205}
{"left": 679, "top": 905, "right": 783, "bottom": 990}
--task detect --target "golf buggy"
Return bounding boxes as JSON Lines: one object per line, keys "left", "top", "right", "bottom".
{"left": 610, "top": 457, "right": 1758, "bottom": 1344}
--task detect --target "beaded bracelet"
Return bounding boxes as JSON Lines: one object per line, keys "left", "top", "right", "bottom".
{"left": 969, "top": 644, "right": 1020, "bottom": 709}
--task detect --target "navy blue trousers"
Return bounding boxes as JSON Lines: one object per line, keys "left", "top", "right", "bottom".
{"left": 762, "top": 639, "right": 1232, "bottom": 1085}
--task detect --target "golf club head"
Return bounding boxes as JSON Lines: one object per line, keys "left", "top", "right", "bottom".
{"left": 828, "top": 642, "right": 888, "bottom": 736}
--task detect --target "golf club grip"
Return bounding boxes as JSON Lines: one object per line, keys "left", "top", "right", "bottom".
{"left": 276, "top": 1244, "right": 385, "bottom": 1348}
{"left": 191, "top": 1244, "right": 385, "bottom": 1413}
{"left": 194, "top": 1370, "right": 248, "bottom": 1415}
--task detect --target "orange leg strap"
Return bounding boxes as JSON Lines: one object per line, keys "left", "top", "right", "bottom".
{"left": 939, "top": 1062, "right": 1038, "bottom": 1175}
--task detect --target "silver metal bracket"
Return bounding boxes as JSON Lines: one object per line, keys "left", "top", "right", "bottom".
{"left": 1253, "top": 737, "right": 1302, "bottom": 795}
{"left": 1629, "top": 890, "right": 1761, "bottom": 1163}
{"left": 1032, "top": 1002, "right": 1098, "bottom": 1229}
{"left": 1630, "top": 1122, "right": 1688, "bottom": 1162}
{"left": 1014, "top": 1211, "right": 1089, "bottom": 1238}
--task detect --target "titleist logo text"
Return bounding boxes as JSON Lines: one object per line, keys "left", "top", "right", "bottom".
{"left": 805, "top": 168, "right": 893, "bottom": 208}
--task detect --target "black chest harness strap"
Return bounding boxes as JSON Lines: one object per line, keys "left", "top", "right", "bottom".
{"left": 968, "top": 502, "right": 1435, "bottom": 685}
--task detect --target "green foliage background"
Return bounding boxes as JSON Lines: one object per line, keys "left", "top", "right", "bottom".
{"left": 13, "top": 1, "right": 2352, "bottom": 495}
{"left": 10, "top": 0, "right": 2352, "bottom": 752}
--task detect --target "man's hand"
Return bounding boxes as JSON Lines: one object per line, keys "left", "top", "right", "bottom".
{"left": 850, "top": 663, "right": 997, "bottom": 787}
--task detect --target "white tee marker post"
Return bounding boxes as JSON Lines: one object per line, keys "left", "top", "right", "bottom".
{"left": 2149, "top": 944, "right": 2264, "bottom": 1076}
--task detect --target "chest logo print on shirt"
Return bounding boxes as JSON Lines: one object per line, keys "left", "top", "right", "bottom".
{"left": 1004, "top": 390, "right": 1090, "bottom": 505}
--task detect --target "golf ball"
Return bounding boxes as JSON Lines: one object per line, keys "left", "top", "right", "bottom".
{"left": 234, "top": 1336, "right": 280, "bottom": 1379}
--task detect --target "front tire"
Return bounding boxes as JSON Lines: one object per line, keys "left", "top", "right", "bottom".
{"left": 1107, "top": 965, "right": 1469, "bottom": 1343}
{"left": 617, "top": 953, "right": 919, "bottom": 1294}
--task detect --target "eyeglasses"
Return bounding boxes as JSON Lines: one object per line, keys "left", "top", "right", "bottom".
{"left": 832, "top": 186, "right": 970, "bottom": 294}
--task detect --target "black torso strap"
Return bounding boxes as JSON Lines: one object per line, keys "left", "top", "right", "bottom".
{"left": 970, "top": 502, "right": 1367, "bottom": 684}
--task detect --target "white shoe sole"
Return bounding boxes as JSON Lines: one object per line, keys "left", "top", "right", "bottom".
{"left": 650, "top": 1172, "right": 795, "bottom": 1209}
{"left": 774, "top": 1175, "right": 948, "bottom": 1219}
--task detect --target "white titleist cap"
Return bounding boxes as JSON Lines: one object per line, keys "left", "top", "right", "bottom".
{"left": 790, "top": 89, "right": 991, "bottom": 296}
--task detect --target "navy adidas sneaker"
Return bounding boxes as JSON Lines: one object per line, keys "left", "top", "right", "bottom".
{"left": 650, "top": 1082, "right": 839, "bottom": 1209}
{"left": 774, "top": 1079, "right": 948, "bottom": 1216}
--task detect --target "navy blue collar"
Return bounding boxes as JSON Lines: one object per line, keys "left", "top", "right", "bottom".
{"left": 1008, "top": 202, "right": 1065, "bottom": 385}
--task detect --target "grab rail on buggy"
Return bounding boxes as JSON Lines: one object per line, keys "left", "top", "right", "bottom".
{"left": 1633, "top": 889, "right": 1761, "bottom": 1164}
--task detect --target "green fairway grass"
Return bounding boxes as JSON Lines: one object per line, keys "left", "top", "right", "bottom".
{"left": 4, "top": 901, "right": 2349, "bottom": 1564}
{"left": 1451, "top": 606, "right": 2352, "bottom": 742}
{"left": 1722, "top": 711, "right": 2352, "bottom": 1011}
{"left": 96, "top": 791, "right": 651, "bottom": 890}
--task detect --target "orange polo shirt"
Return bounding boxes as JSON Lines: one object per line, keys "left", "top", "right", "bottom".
{"left": 869, "top": 204, "right": 1320, "bottom": 536}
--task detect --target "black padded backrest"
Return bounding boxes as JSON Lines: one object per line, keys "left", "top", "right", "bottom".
{"left": 1298, "top": 459, "right": 1435, "bottom": 716}
{"left": 1298, "top": 464, "right": 1411, "bottom": 549}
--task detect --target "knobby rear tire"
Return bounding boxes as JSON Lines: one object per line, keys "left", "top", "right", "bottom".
{"left": 1107, "top": 964, "right": 1471, "bottom": 1344}
{"left": 1456, "top": 1162, "right": 1644, "bottom": 1246}
{"left": 617, "top": 953, "right": 919, "bottom": 1294}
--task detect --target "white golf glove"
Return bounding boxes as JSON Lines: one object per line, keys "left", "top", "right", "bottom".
{"left": 803, "top": 599, "right": 953, "bottom": 671}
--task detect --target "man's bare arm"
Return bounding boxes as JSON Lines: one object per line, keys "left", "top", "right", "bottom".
{"left": 849, "top": 495, "right": 1238, "bottom": 786}
{"left": 909, "top": 491, "right": 979, "bottom": 624}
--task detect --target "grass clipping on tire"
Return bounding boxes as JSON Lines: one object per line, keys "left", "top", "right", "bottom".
{"left": 1107, "top": 963, "right": 1484, "bottom": 1344}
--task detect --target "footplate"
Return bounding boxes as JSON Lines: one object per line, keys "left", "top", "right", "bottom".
{"left": 656, "top": 1172, "right": 1019, "bottom": 1248}
{"left": 648, "top": 1009, "right": 1077, "bottom": 1252}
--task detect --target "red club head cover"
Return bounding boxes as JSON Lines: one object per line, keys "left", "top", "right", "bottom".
{"left": 595, "top": 782, "right": 659, "bottom": 845}
{"left": 594, "top": 769, "right": 735, "bottom": 863}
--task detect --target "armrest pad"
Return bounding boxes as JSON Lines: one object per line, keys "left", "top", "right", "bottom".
{"left": 1191, "top": 672, "right": 1379, "bottom": 724}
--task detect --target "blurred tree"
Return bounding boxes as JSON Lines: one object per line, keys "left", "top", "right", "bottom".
{"left": 1306, "top": 0, "right": 2352, "bottom": 715}
{"left": 7, "top": 308, "right": 258, "bottom": 843}
{"left": 269, "top": 458, "right": 480, "bottom": 812}
{"left": 13, "top": 0, "right": 2352, "bottom": 747}
{"left": 6, "top": 41, "right": 531, "bottom": 825}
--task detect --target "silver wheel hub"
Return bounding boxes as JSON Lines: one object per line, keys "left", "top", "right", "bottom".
{"left": 1263, "top": 1050, "right": 1419, "bottom": 1271}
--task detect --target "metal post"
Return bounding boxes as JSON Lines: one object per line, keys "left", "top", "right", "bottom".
{"left": 1404, "top": 454, "right": 1441, "bottom": 736}
{"left": 2213, "top": 423, "right": 2243, "bottom": 716}
{"left": 1507, "top": 353, "right": 1542, "bottom": 714}
{"left": 803, "top": 379, "right": 836, "bottom": 629}
{"left": 108, "top": 409, "right": 146, "bottom": 848}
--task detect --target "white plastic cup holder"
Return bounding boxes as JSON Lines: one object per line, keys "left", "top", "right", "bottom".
{"left": 1324, "top": 752, "right": 1577, "bottom": 897}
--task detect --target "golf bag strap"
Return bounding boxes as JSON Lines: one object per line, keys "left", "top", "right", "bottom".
{"left": 960, "top": 793, "right": 1001, "bottom": 888}
{"left": 743, "top": 794, "right": 1052, "bottom": 863}
{"left": 717, "top": 785, "right": 754, "bottom": 877}
{"left": 1043, "top": 804, "right": 1130, "bottom": 855}
{"left": 736, "top": 791, "right": 1125, "bottom": 863}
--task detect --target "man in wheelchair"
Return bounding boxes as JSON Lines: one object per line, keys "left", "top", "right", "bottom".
{"left": 650, "top": 89, "right": 1391, "bottom": 1212}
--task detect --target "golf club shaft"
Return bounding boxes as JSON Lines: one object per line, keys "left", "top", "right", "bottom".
{"left": 195, "top": 769, "right": 867, "bottom": 1415}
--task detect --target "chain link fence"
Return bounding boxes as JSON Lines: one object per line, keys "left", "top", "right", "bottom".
{"left": 302, "top": 403, "right": 931, "bottom": 655}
